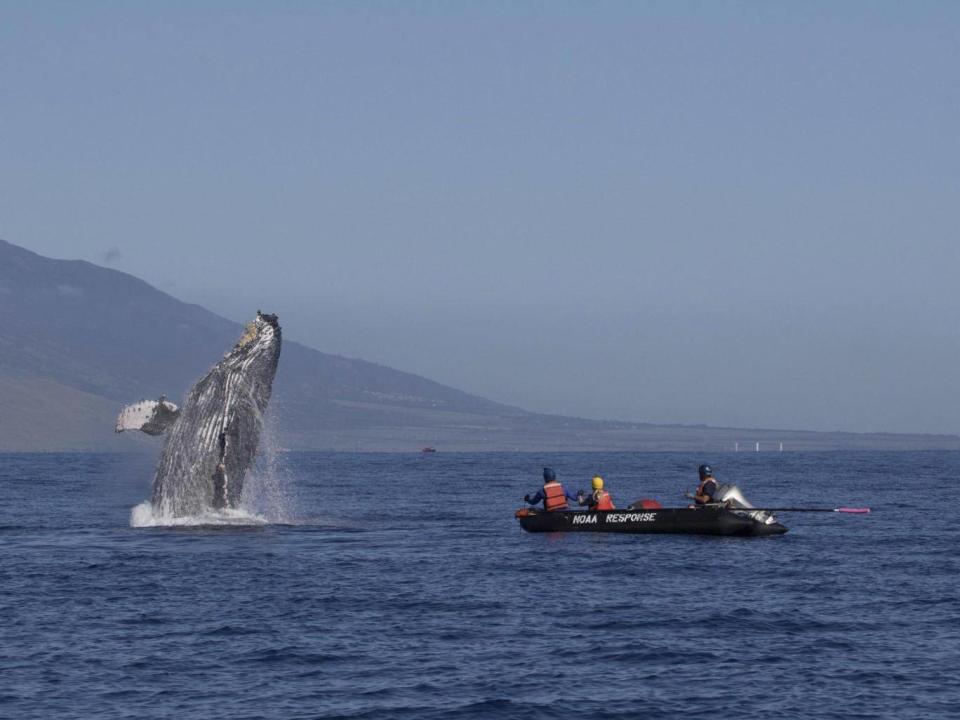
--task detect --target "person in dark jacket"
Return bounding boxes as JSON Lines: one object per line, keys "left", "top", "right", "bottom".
{"left": 686, "top": 464, "right": 719, "bottom": 505}
{"left": 524, "top": 467, "right": 579, "bottom": 511}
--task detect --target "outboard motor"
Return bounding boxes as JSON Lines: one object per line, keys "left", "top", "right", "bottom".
{"left": 715, "top": 484, "right": 778, "bottom": 526}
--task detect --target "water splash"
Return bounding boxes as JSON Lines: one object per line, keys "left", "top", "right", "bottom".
{"left": 241, "top": 409, "right": 299, "bottom": 523}
{"left": 130, "top": 501, "right": 268, "bottom": 527}
{"left": 130, "top": 409, "right": 298, "bottom": 528}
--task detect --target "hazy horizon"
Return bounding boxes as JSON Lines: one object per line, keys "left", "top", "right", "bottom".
{"left": 2, "top": 3, "right": 958, "bottom": 435}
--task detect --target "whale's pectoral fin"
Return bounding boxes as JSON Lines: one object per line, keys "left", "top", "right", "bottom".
{"left": 115, "top": 396, "right": 181, "bottom": 436}
{"left": 211, "top": 429, "right": 229, "bottom": 509}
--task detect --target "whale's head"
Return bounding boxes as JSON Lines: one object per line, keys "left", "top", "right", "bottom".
{"left": 224, "top": 311, "right": 282, "bottom": 399}
{"left": 235, "top": 311, "right": 280, "bottom": 349}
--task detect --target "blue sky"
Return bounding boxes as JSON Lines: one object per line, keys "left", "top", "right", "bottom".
{"left": 2, "top": 2, "right": 959, "bottom": 433}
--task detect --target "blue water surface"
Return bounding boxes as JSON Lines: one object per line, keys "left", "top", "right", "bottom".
{"left": 1, "top": 451, "right": 958, "bottom": 719}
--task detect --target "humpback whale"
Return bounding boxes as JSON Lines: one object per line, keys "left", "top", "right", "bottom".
{"left": 117, "top": 311, "right": 282, "bottom": 518}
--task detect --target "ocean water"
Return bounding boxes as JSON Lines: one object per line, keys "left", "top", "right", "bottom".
{"left": 1, "top": 450, "right": 958, "bottom": 719}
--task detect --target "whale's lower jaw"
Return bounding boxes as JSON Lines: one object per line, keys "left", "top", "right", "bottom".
{"left": 150, "top": 313, "right": 282, "bottom": 518}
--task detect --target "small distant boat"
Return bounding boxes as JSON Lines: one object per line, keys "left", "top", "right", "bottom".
{"left": 421, "top": 447, "right": 437, "bottom": 453}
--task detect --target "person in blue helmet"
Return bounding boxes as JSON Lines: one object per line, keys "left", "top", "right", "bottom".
{"left": 686, "top": 464, "right": 719, "bottom": 505}
{"left": 524, "top": 467, "right": 579, "bottom": 511}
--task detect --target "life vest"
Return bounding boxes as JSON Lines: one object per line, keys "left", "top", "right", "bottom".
{"left": 543, "top": 481, "right": 568, "bottom": 511}
{"left": 593, "top": 489, "right": 614, "bottom": 511}
{"left": 695, "top": 477, "right": 718, "bottom": 504}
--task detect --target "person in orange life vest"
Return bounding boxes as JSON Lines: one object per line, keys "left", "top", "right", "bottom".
{"left": 578, "top": 475, "right": 615, "bottom": 510}
{"left": 685, "top": 464, "right": 719, "bottom": 505}
{"left": 524, "top": 467, "right": 578, "bottom": 511}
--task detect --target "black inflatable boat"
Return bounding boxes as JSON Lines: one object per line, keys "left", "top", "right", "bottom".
{"left": 515, "top": 504, "right": 787, "bottom": 536}
{"left": 515, "top": 485, "right": 788, "bottom": 537}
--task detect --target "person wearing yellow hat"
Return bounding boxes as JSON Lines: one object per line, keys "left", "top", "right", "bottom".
{"left": 579, "top": 475, "right": 615, "bottom": 511}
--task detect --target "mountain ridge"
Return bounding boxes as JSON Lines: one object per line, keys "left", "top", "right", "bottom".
{"left": 1, "top": 238, "right": 958, "bottom": 452}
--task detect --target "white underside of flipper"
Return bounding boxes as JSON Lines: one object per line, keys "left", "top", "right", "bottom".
{"left": 115, "top": 398, "right": 180, "bottom": 436}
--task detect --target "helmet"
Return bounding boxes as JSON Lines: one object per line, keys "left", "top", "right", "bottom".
{"left": 592, "top": 475, "right": 604, "bottom": 491}
{"left": 543, "top": 467, "right": 556, "bottom": 482}
{"left": 698, "top": 464, "right": 713, "bottom": 479}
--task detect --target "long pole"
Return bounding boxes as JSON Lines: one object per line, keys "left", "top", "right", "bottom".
{"left": 733, "top": 507, "right": 870, "bottom": 514}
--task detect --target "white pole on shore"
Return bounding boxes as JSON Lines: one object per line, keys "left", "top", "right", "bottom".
{"left": 735, "top": 442, "right": 739, "bottom": 453}
{"left": 755, "top": 441, "right": 760, "bottom": 452}
{"left": 779, "top": 441, "right": 783, "bottom": 452}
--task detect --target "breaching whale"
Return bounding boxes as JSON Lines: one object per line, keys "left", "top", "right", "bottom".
{"left": 116, "top": 311, "right": 282, "bottom": 517}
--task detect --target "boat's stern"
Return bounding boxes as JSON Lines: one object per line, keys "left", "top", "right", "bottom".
{"left": 715, "top": 485, "right": 788, "bottom": 535}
